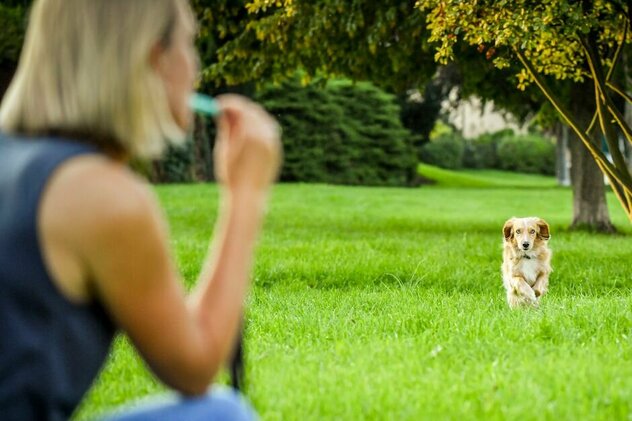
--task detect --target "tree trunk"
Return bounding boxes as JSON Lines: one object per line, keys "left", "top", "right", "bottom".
{"left": 555, "top": 123, "right": 570, "bottom": 186}
{"left": 568, "top": 83, "right": 616, "bottom": 232}
{"left": 568, "top": 135, "right": 615, "bottom": 231}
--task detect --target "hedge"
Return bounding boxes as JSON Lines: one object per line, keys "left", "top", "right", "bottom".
{"left": 255, "top": 79, "right": 418, "bottom": 186}
{"left": 496, "top": 134, "right": 556, "bottom": 175}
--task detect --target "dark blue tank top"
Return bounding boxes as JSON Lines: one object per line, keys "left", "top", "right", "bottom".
{"left": 0, "top": 134, "right": 116, "bottom": 420}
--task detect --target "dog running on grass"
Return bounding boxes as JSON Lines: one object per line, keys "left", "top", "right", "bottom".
{"left": 501, "top": 217, "right": 552, "bottom": 308}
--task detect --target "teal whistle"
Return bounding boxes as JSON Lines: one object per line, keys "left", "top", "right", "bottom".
{"left": 189, "top": 93, "right": 220, "bottom": 117}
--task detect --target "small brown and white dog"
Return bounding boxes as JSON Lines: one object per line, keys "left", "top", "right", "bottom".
{"left": 501, "top": 217, "right": 552, "bottom": 308}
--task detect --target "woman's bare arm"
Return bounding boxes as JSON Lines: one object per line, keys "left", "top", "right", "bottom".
{"left": 39, "top": 96, "right": 281, "bottom": 395}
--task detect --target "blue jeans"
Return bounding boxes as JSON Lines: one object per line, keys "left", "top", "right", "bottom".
{"left": 103, "top": 387, "right": 257, "bottom": 421}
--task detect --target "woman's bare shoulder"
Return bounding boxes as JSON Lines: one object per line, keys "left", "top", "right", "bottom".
{"left": 46, "top": 155, "right": 159, "bottom": 222}
{"left": 39, "top": 155, "right": 165, "bottom": 302}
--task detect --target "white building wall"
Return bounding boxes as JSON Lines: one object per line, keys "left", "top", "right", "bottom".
{"left": 443, "top": 95, "right": 527, "bottom": 139}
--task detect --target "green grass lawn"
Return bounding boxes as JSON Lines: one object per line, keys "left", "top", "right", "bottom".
{"left": 418, "top": 163, "right": 559, "bottom": 188}
{"left": 75, "top": 170, "right": 632, "bottom": 420}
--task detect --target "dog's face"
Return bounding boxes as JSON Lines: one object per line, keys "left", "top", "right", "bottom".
{"left": 503, "top": 217, "right": 550, "bottom": 252}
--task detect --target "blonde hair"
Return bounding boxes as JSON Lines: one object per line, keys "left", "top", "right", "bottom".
{"left": 0, "top": 0, "right": 194, "bottom": 158}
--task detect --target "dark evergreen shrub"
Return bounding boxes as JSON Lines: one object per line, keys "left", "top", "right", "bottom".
{"left": 256, "top": 79, "right": 417, "bottom": 186}
{"left": 149, "top": 114, "right": 216, "bottom": 183}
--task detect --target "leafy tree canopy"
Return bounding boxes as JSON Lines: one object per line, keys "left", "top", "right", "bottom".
{"left": 196, "top": 0, "right": 438, "bottom": 92}
{"left": 418, "top": 0, "right": 628, "bottom": 89}
{"left": 419, "top": 0, "right": 632, "bottom": 218}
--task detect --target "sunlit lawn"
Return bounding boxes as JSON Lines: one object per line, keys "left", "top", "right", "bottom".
{"left": 76, "top": 169, "right": 632, "bottom": 420}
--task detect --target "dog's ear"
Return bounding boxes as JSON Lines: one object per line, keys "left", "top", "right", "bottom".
{"left": 537, "top": 219, "right": 550, "bottom": 240}
{"left": 503, "top": 218, "right": 514, "bottom": 240}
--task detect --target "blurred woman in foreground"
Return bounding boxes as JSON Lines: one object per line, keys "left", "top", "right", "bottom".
{"left": 0, "top": 0, "right": 281, "bottom": 419}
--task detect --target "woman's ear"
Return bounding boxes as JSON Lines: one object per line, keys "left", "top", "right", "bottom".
{"left": 537, "top": 219, "right": 550, "bottom": 240}
{"left": 149, "top": 41, "right": 168, "bottom": 75}
{"left": 503, "top": 218, "right": 515, "bottom": 240}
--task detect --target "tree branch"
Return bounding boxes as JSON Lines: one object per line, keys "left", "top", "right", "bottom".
{"left": 606, "top": 102, "right": 632, "bottom": 143}
{"left": 584, "top": 20, "right": 628, "bottom": 134}
{"left": 513, "top": 48, "right": 626, "bottom": 188}
{"left": 606, "top": 81, "right": 632, "bottom": 104}
{"left": 580, "top": 36, "right": 632, "bottom": 181}
{"left": 580, "top": 35, "right": 632, "bottom": 216}
{"left": 605, "top": 20, "right": 628, "bottom": 82}
{"left": 586, "top": 112, "right": 599, "bottom": 135}
{"left": 580, "top": 37, "right": 632, "bottom": 145}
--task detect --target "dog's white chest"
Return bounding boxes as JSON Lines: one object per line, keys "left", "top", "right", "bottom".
{"left": 518, "top": 258, "right": 539, "bottom": 286}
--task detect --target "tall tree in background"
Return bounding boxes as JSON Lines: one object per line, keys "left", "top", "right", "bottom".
{"left": 419, "top": 0, "right": 632, "bottom": 228}
{"left": 446, "top": 41, "right": 615, "bottom": 231}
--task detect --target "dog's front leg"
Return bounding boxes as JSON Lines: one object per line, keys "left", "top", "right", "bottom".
{"left": 508, "top": 276, "right": 537, "bottom": 307}
{"left": 532, "top": 273, "right": 549, "bottom": 299}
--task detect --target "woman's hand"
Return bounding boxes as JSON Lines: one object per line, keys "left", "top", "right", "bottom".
{"left": 213, "top": 95, "right": 282, "bottom": 194}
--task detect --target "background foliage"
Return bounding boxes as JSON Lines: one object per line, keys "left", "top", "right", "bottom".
{"left": 419, "top": 0, "right": 632, "bottom": 218}
{"left": 462, "top": 129, "right": 513, "bottom": 170}
{"left": 420, "top": 133, "right": 465, "bottom": 170}
{"left": 0, "top": 4, "right": 25, "bottom": 67}
{"left": 420, "top": 129, "right": 556, "bottom": 175}
{"left": 256, "top": 78, "right": 418, "bottom": 186}
{"left": 497, "top": 134, "right": 556, "bottom": 175}
{"left": 198, "top": 1, "right": 437, "bottom": 92}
